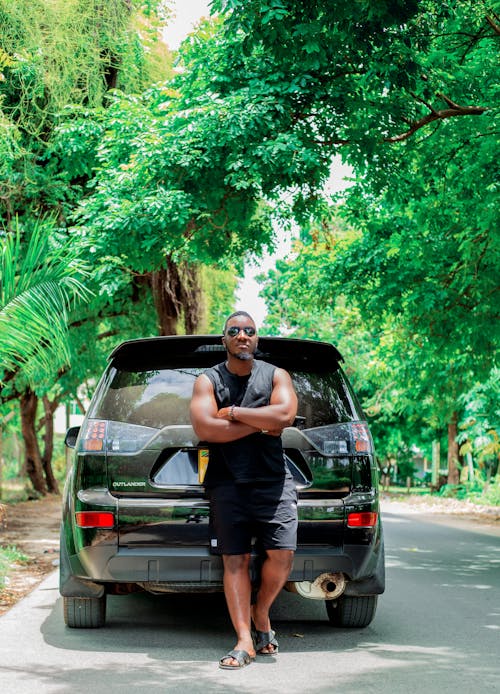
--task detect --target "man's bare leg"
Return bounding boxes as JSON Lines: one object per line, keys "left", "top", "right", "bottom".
{"left": 220, "top": 553, "right": 256, "bottom": 666}
{"left": 252, "top": 549, "right": 294, "bottom": 653}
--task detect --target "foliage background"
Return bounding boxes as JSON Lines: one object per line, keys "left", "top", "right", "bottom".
{"left": 0, "top": 0, "right": 498, "bottom": 502}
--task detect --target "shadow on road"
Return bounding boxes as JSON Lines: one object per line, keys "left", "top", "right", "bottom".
{"left": 41, "top": 588, "right": 363, "bottom": 655}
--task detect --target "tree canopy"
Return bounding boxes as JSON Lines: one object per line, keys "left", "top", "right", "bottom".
{"left": 0, "top": 0, "right": 498, "bottom": 495}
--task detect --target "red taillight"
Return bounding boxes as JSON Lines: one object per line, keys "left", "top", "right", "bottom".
{"left": 82, "top": 420, "right": 106, "bottom": 452}
{"left": 75, "top": 511, "right": 115, "bottom": 528}
{"left": 352, "top": 423, "right": 372, "bottom": 453}
{"left": 347, "top": 512, "right": 378, "bottom": 528}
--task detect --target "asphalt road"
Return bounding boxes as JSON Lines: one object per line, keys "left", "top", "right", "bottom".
{"left": 1, "top": 510, "right": 499, "bottom": 694}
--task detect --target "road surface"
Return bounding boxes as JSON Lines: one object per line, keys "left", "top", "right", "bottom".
{"left": 1, "top": 509, "right": 499, "bottom": 693}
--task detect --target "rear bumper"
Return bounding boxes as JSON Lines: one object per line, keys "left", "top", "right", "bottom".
{"left": 60, "top": 541, "right": 385, "bottom": 598}
{"left": 61, "top": 488, "right": 384, "bottom": 598}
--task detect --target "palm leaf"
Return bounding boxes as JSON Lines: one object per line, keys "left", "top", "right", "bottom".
{"left": 0, "top": 218, "right": 91, "bottom": 382}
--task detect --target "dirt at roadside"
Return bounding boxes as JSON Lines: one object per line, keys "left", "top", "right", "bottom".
{"left": 380, "top": 492, "right": 500, "bottom": 524}
{"left": 0, "top": 494, "right": 62, "bottom": 617}
{"left": 0, "top": 492, "right": 498, "bottom": 618}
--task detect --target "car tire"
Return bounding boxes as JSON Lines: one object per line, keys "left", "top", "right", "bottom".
{"left": 63, "top": 595, "right": 107, "bottom": 628}
{"left": 325, "top": 595, "right": 377, "bottom": 628}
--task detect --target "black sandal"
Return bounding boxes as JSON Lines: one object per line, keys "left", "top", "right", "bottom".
{"left": 219, "top": 649, "right": 255, "bottom": 670}
{"left": 254, "top": 629, "right": 279, "bottom": 655}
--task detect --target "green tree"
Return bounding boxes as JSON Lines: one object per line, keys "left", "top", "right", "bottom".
{"left": 199, "top": 266, "right": 239, "bottom": 334}
{"left": 259, "top": 169, "right": 499, "bottom": 485}
{"left": 57, "top": 1, "right": 497, "bottom": 338}
{"left": 2, "top": 0, "right": 498, "bottom": 494}
{"left": 0, "top": 0, "right": 173, "bottom": 494}
{"left": 331, "top": 98, "right": 499, "bottom": 482}
{"left": 208, "top": 1, "right": 493, "bottom": 180}
{"left": 228, "top": 1, "right": 498, "bottom": 485}
{"left": 53, "top": 81, "right": 276, "bottom": 335}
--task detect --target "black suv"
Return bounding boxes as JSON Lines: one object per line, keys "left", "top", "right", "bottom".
{"left": 62, "top": 335, "right": 384, "bottom": 628}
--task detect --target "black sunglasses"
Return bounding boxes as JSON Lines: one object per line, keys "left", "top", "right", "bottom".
{"left": 226, "top": 326, "right": 256, "bottom": 337}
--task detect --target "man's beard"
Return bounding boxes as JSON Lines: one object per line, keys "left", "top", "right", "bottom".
{"left": 234, "top": 352, "right": 253, "bottom": 361}
{"left": 227, "top": 344, "right": 256, "bottom": 361}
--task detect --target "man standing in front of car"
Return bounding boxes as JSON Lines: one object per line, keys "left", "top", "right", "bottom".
{"left": 190, "top": 311, "right": 298, "bottom": 670}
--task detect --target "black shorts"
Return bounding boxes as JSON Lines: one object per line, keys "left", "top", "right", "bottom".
{"left": 208, "top": 477, "right": 298, "bottom": 555}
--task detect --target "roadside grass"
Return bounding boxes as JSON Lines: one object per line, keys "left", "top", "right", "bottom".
{"left": 0, "top": 545, "right": 29, "bottom": 589}
{"left": 385, "top": 479, "right": 500, "bottom": 508}
{"left": 385, "top": 486, "right": 431, "bottom": 495}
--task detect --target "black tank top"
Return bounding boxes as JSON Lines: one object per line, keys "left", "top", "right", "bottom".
{"left": 202, "top": 361, "right": 290, "bottom": 486}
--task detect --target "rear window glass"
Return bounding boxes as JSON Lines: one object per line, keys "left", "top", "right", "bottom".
{"left": 89, "top": 366, "right": 362, "bottom": 429}
{"left": 293, "top": 370, "right": 361, "bottom": 427}
{"left": 89, "top": 368, "right": 199, "bottom": 429}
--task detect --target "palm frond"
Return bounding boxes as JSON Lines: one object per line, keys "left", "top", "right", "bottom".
{"left": 0, "top": 217, "right": 92, "bottom": 382}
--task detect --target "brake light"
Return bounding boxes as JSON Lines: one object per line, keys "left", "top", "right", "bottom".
{"left": 347, "top": 512, "right": 378, "bottom": 528}
{"left": 81, "top": 420, "right": 106, "bottom": 452}
{"left": 78, "top": 419, "right": 158, "bottom": 454}
{"left": 75, "top": 511, "right": 115, "bottom": 528}
{"left": 352, "top": 423, "right": 372, "bottom": 453}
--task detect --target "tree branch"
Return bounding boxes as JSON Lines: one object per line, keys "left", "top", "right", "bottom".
{"left": 486, "top": 14, "right": 500, "bottom": 36}
{"left": 410, "top": 91, "right": 438, "bottom": 114}
{"left": 436, "top": 92, "right": 462, "bottom": 110}
{"left": 385, "top": 95, "right": 487, "bottom": 143}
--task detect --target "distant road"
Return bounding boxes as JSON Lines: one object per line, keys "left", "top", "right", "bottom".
{"left": 1, "top": 508, "right": 499, "bottom": 693}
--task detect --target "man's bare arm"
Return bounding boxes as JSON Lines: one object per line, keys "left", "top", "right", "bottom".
{"left": 216, "top": 368, "right": 298, "bottom": 432}
{"left": 190, "top": 374, "right": 259, "bottom": 443}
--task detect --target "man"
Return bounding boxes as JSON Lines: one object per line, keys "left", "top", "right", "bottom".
{"left": 189, "top": 311, "right": 298, "bottom": 670}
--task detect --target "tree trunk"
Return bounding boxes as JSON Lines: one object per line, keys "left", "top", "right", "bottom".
{"left": 151, "top": 263, "right": 180, "bottom": 335}
{"left": 0, "top": 411, "right": 15, "bottom": 500}
{"left": 41, "top": 396, "right": 59, "bottom": 494}
{"left": 447, "top": 412, "right": 460, "bottom": 485}
{"left": 182, "top": 263, "right": 202, "bottom": 335}
{"left": 150, "top": 258, "right": 202, "bottom": 336}
{"left": 20, "top": 390, "right": 47, "bottom": 495}
{"left": 431, "top": 439, "right": 440, "bottom": 490}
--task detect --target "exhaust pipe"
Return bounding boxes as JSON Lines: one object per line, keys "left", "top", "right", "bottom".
{"left": 285, "top": 572, "right": 346, "bottom": 600}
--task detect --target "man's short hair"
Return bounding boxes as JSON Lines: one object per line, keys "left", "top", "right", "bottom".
{"left": 223, "top": 311, "right": 255, "bottom": 333}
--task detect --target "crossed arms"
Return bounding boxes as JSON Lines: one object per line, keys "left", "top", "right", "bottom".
{"left": 189, "top": 368, "right": 298, "bottom": 443}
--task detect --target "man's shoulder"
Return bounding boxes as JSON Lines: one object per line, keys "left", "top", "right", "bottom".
{"left": 253, "top": 359, "right": 280, "bottom": 379}
{"left": 204, "top": 361, "right": 225, "bottom": 373}
{"left": 203, "top": 362, "right": 226, "bottom": 382}
{"left": 253, "top": 359, "right": 276, "bottom": 371}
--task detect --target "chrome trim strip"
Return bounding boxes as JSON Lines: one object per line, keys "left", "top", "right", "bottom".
{"left": 76, "top": 488, "right": 346, "bottom": 509}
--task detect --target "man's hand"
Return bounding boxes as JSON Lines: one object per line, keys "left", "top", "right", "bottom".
{"left": 262, "top": 428, "right": 283, "bottom": 437}
{"left": 217, "top": 407, "right": 282, "bottom": 436}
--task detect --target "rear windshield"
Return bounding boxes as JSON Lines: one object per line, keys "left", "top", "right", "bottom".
{"left": 89, "top": 366, "right": 363, "bottom": 429}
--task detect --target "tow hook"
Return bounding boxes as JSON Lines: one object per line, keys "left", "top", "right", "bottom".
{"left": 285, "top": 572, "right": 346, "bottom": 600}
